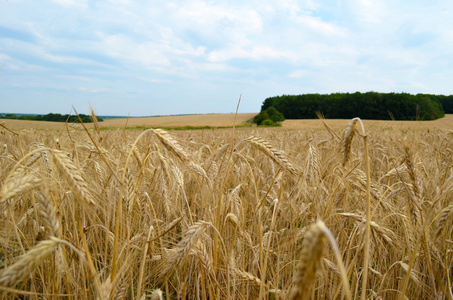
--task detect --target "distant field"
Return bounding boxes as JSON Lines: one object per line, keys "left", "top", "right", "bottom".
{"left": 2, "top": 113, "right": 453, "bottom": 131}
{"left": 1, "top": 113, "right": 257, "bottom": 131}
{"left": 100, "top": 113, "right": 258, "bottom": 128}
{"left": 282, "top": 114, "right": 453, "bottom": 130}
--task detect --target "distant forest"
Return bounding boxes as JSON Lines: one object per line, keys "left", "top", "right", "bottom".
{"left": 260, "top": 92, "right": 452, "bottom": 121}
{"left": 0, "top": 113, "right": 102, "bottom": 123}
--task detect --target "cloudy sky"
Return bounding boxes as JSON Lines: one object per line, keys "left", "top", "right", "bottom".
{"left": 1, "top": 0, "right": 452, "bottom": 116}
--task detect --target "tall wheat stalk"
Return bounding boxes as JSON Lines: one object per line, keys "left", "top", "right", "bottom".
{"left": 341, "top": 117, "right": 371, "bottom": 300}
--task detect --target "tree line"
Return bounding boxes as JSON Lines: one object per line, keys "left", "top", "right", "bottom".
{"left": 259, "top": 92, "right": 452, "bottom": 121}
{"left": 0, "top": 113, "right": 102, "bottom": 123}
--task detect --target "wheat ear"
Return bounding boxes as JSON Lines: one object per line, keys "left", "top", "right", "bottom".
{"left": 0, "top": 172, "right": 41, "bottom": 203}
{"left": 52, "top": 149, "right": 96, "bottom": 205}
{"left": 233, "top": 268, "right": 264, "bottom": 286}
{"left": 0, "top": 238, "right": 59, "bottom": 287}
{"left": 151, "top": 129, "right": 208, "bottom": 179}
{"left": 240, "top": 136, "right": 299, "bottom": 176}
{"left": 435, "top": 203, "right": 453, "bottom": 238}
{"left": 403, "top": 146, "right": 423, "bottom": 226}
{"left": 193, "top": 242, "right": 213, "bottom": 277}
{"left": 341, "top": 118, "right": 359, "bottom": 166}
{"left": 404, "top": 146, "right": 423, "bottom": 200}
{"left": 289, "top": 221, "right": 327, "bottom": 300}
{"left": 150, "top": 289, "right": 164, "bottom": 300}
{"left": 158, "top": 221, "right": 207, "bottom": 280}
{"left": 124, "top": 168, "right": 136, "bottom": 212}
{"left": 305, "top": 143, "right": 319, "bottom": 182}
{"left": 289, "top": 221, "right": 352, "bottom": 299}
{"left": 90, "top": 106, "right": 101, "bottom": 136}
{"left": 35, "top": 191, "right": 61, "bottom": 238}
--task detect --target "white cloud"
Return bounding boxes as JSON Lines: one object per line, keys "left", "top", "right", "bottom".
{"left": 59, "top": 75, "right": 93, "bottom": 81}
{"left": 208, "top": 45, "right": 294, "bottom": 62}
{"left": 288, "top": 69, "right": 309, "bottom": 78}
{"left": 351, "top": 0, "right": 385, "bottom": 24}
{"left": 174, "top": 1, "right": 263, "bottom": 35}
{"left": 50, "top": 0, "right": 87, "bottom": 8}
{"left": 0, "top": 53, "right": 10, "bottom": 61}
{"left": 97, "top": 34, "right": 169, "bottom": 66}
{"left": 78, "top": 87, "right": 112, "bottom": 93}
{"left": 294, "top": 14, "right": 346, "bottom": 37}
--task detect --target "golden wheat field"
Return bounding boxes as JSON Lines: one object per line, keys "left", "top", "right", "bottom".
{"left": 0, "top": 114, "right": 453, "bottom": 299}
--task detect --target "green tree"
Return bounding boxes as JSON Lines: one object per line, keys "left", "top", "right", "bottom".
{"left": 253, "top": 106, "right": 285, "bottom": 126}
{"left": 253, "top": 111, "right": 269, "bottom": 125}
{"left": 266, "top": 106, "right": 285, "bottom": 123}
{"left": 261, "top": 119, "right": 274, "bottom": 126}
{"left": 256, "top": 92, "right": 447, "bottom": 121}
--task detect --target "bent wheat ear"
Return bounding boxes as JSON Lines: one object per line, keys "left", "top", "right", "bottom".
{"left": 233, "top": 268, "right": 264, "bottom": 286}
{"left": 289, "top": 221, "right": 327, "bottom": 300}
{"left": 151, "top": 129, "right": 208, "bottom": 179}
{"left": 436, "top": 203, "right": 453, "bottom": 238}
{"left": 0, "top": 238, "right": 59, "bottom": 287}
{"left": 0, "top": 172, "right": 41, "bottom": 203}
{"left": 52, "top": 150, "right": 96, "bottom": 205}
{"left": 241, "top": 136, "right": 299, "bottom": 176}
{"left": 158, "top": 221, "right": 207, "bottom": 280}
{"left": 316, "top": 111, "right": 340, "bottom": 142}
{"left": 90, "top": 106, "right": 101, "bottom": 136}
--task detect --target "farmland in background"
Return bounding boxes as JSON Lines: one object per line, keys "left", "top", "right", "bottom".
{"left": 1, "top": 113, "right": 257, "bottom": 131}
{"left": 3, "top": 112, "right": 453, "bottom": 131}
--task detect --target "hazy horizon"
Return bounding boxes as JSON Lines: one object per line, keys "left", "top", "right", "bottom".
{"left": 0, "top": 111, "right": 256, "bottom": 118}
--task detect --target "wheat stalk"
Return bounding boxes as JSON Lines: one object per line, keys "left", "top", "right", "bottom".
{"left": 316, "top": 111, "right": 341, "bottom": 142}
{"left": 0, "top": 122, "right": 19, "bottom": 136}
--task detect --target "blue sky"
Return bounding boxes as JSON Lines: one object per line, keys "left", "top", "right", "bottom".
{"left": 1, "top": 0, "right": 452, "bottom": 116}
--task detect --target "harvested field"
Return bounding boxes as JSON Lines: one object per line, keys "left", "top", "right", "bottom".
{"left": 282, "top": 113, "right": 453, "bottom": 131}
{"left": 0, "top": 115, "right": 452, "bottom": 299}
{"left": 100, "top": 113, "right": 257, "bottom": 128}
{"left": 1, "top": 113, "right": 257, "bottom": 131}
